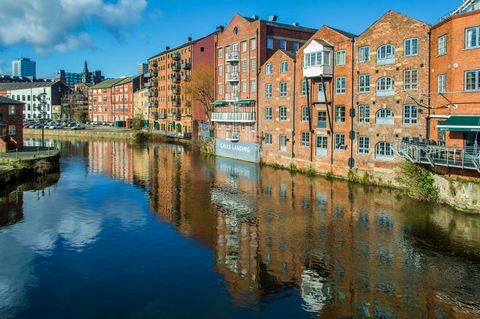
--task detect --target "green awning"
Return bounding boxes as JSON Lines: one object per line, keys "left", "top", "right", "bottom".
{"left": 236, "top": 99, "right": 255, "bottom": 105}
{"left": 438, "top": 116, "right": 480, "bottom": 132}
{"left": 211, "top": 100, "right": 228, "bottom": 106}
{"left": 168, "top": 121, "right": 175, "bottom": 126}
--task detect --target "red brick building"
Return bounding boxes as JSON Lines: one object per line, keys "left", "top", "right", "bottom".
{"left": 88, "top": 78, "right": 122, "bottom": 124}
{"left": 147, "top": 33, "right": 217, "bottom": 138}
{"left": 212, "top": 14, "right": 316, "bottom": 162}
{"left": 0, "top": 96, "right": 23, "bottom": 151}
{"left": 429, "top": 6, "right": 480, "bottom": 150}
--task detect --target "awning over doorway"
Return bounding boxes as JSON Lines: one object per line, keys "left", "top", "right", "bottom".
{"left": 210, "top": 100, "right": 228, "bottom": 106}
{"left": 437, "top": 116, "right": 480, "bottom": 132}
{"left": 235, "top": 99, "right": 255, "bottom": 105}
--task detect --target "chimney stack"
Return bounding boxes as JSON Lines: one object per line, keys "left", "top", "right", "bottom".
{"left": 216, "top": 25, "right": 224, "bottom": 32}
{"left": 251, "top": 15, "right": 259, "bottom": 20}
{"left": 268, "top": 15, "right": 278, "bottom": 22}
{"left": 166, "top": 46, "right": 170, "bottom": 51}
{"left": 292, "top": 22, "right": 299, "bottom": 26}
{"left": 188, "top": 36, "right": 192, "bottom": 42}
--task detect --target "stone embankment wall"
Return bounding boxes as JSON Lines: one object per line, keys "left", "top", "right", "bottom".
{"left": 434, "top": 175, "right": 480, "bottom": 213}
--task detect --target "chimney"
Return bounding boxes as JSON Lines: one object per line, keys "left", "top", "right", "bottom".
{"left": 268, "top": 15, "right": 278, "bottom": 22}
{"left": 292, "top": 22, "right": 299, "bottom": 27}
{"left": 251, "top": 15, "right": 259, "bottom": 20}
{"left": 166, "top": 46, "right": 170, "bottom": 51}
{"left": 187, "top": 36, "right": 192, "bottom": 42}
{"left": 216, "top": 25, "right": 224, "bottom": 32}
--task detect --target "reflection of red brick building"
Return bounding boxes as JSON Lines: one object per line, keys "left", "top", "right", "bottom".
{"left": 429, "top": 8, "right": 480, "bottom": 149}
{"left": 0, "top": 96, "right": 23, "bottom": 151}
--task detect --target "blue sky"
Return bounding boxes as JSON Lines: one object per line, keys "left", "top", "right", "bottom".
{"left": 0, "top": 0, "right": 461, "bottom": 79}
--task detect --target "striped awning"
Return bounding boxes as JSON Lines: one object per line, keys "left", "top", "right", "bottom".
{"left": 438, "top": 116, "right": 480, "bottom": 132}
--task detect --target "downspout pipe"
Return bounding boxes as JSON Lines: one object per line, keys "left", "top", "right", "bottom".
{"left": 349, "top": 37, "right": 355, "bottom": 169}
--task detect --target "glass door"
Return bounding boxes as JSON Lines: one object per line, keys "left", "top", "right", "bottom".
{"left": 316, "top": 135, "right": 328, "bottom": 157}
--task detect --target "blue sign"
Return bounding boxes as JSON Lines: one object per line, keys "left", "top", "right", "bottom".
{"left": 215, "top": 139, "right": 260, "bottom": 163}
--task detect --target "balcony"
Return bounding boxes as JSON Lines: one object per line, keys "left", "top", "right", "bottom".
{"left": 151, "top": 61, "right": 158, "bottom": 67}
{"left": 145, "top": 90, "right": 158, "bottom": 97}
{"left": 181, "top": 73, "right": 190, "bottom": 81}
{"left": 173, "top": 113, "right": 181, "bottom": 121}
{"left": 172, "top": 52, "right": 181, "bottom": 60}
{"left": 145, "top": 81, "right": 157, "bottom": 88}
{"left": 225, "top": 52, "right": 240, "bottom": 63}
{"left": 172, "top": 85, "right": 180, "bottom": 94}
{"left": 172, "top": 62, "right": 181, "bottom": 72}
{"left": 211, "top": 112, "right": 255, "bottom": 123}
{"left": 172, "top": 98, "right": 181, "bottom": 107}
{"left": 226, "top": 72, "right": 239, "bottom": 83}
{"left": 147, "top": 101, "right": 157, "bottom": 108}
{"left": 182, "top": 62, "right": 191, "bottom": 69}
{"left": 151, "top": 112, "right": 158, "bottom": 119}
{"left": 172, "top": 74, "right": 181, "bottom": 83}
{"left": 159, "top": 113, "right": 167, "bottom": 119}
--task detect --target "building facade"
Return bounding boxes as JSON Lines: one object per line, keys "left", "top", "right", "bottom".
{"left": 11, "top": 58, "right": 36, "bottom": 78}
{"left": 0, "top": 81, "right": 70, "bottom": 121}
{"left": 212, "top": 14, "right": 316, "bottom": 162}
{"left": 147, "top": 33, "right": 217, "bottom": 138}
{"left": 133, "top": 88, "right": 149, "bottom": 124}
{"left": 0, "top": 96, "right": 23, "bottom": 151}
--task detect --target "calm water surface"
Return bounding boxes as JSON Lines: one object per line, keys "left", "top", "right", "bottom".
{"left": 1, "top": 139, "right": 480, "bottom": 319}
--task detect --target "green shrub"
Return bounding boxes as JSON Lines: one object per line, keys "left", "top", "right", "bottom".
{"left": 396, "top": 161, "right": 439, "bottom": 202}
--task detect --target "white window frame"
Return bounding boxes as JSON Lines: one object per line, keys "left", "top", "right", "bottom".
{"left": 438, "top": 34, "right": 447, "bottom": 56}
{"left": 403, "top": 69, "right": 418, "bottom": 90}
{"left": 241, "top": 41, "right": 247, "bottom": 52}
{"left": 8, "top": 105, "right": 16, "bottom": 115}
{"left": 280, "top": 61, "right": 288, "bottom": 73}
{"left": 465, "top": 69, "right": 480, "bottom": 91}
{"left": 465, "top": 26, "right": 480, "bottom": 49}
{"left": 301, "top": 106, "right": 309, "bottom": 122}
{"left": 403, "top": 104, "right": 418, "bottom": 125}
{"left": 376, "top": 77, "right": 395, "bottom": 96}
{"left": 404, "top": 38, "right": 418, "bottom": 56}
{"left": 336, "top": 77, "right": 346, "bottom": 94}
{"left": 279, "top": 106, "right": 288, "bottom": 121}
{"left": 376, "top": 108, "right": 395, "bottom": 125}
{"left": 376, "top": 44, "right": 395, "bottom": 65}
{"left": 265, "top": 83, "right": 273, "bottom": 98}
{"left": 438, "top": 73, "right": 446, "bottom": 93}
{"left": 335, "top": 105, "right": 346, "bottom": 123}
{"left": 358, "top": 136, "right": 370, "bottom": 154}
{"left": 336, "top": 50, "right": 346, "bottom": 66}
{"left": 301, "top": 132, "right": 310, "bottom": 147}
{"left": 265, "top": 133, "right": 273, "bottom": 144}
{"left": 280, "top": 82, "right": 288, "bottom": 97}
{"left": 358, "top": 105, "right": 370, "bottom": 123}
{"left": 334, "top": 133, "right": 345, "bottom": 150}
{"left": 359, "top": 74, "right": 370, "bottom": 93}
{"left": 265, "top": 63, "right": 273, "bottom": 75}
{"left": 265, "top": 107, "right": 273, "bottom": 120}
{"left": 250, "top": 38, "right": 257, "bottom": 50}
{"left": 376, "top": 142, "right": 394, "bottom": 160}
{"left": 359, "top": 46, "right": 370, "bottom": 63}
{"left": 8, "top": 125, "right": 16, "bottom": 136}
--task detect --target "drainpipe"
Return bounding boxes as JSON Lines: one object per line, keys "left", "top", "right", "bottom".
{"left": 427, "top": 30, "right": 431, "bottom": 141}
{"left": 292, "top": 59, "right": 297, "bottom": 159}
{"left": 256, "top": 28, "right": 260, "bottom": 142}
{"left": 349, "top": 37, "right": 356, "bottom": 169}
{"left": 308, "top": 78, "right": 313, "bottom": 162}
{"left": 330, "top": 59, "right": 336, "bottom": 167}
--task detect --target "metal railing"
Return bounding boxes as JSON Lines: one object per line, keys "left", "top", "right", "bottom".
{"left": 396, "top": 141, "right": 480, "bottom": 172}
{"left": 211, "top": 112, "right": 255, "bottom": 122}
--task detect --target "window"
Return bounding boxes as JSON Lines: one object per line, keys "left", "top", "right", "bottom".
{"left": 250, "top": 38, "right": 257, "bottom": 50}
{"left": 336, "top": 50, "right": 346, "bottom": 66}
{"left": 358, "top": 105, "right": 370, "bottom": 123}
{"left": 438, "top": 35, "right": 447, "bottom": 56}
{"left": 465, "top": 26, "right": 480, "bottom": 49}
{"left": 8, "top": 125, "right": 16, "bottom": 136}
{"left": 266, "top": 63, "right": 273, "bottom": 75}
{"left": 301, "top": 80, "right": 308, "bottom": 96}
{"left": 335, "top": 105, "right": 345, "bottom": 122}
{"left": 359, "top": 74, "right": 370, "bottom": 93}
{"left": 250, "top": 80, "right": 257, "bottom": 92}
{"left": 359, "top": 46, "right": 370, "bottom": 62}
{"left": 404, "top": 38, "right": 418, "bottom": 56}
{"left": 303, "top": 51, "right": 330, "bottom": 67}
{"left": 250, "top": 58, "right": 256, "bottom": 71}
{"left": 334, "top": 133, "right": 345, "bottom": 150}
{"left": 280, "top": 82, "right": 288, "bottom": 97}
{"left": 242, "top": 60, "right": 247, "bottom": 73}
{"left": 317, "top": 110, "right": 327, "bottom": 128}
{"left": 265, "top": 84, "right": 273, "bottom": 98}
{"left": 404, "top": 70, "right": 418, "bottom": 90}
{"left": 265, "top": 133, "right": 273, "bottom": 144}
{"left": 301, "top": 106, "right": 309, "bottom": 121}
{"left": 358, "top": 136, "right": 370, "bottom": 154}
{"left": 465, "top": 70, "right": 480, "bottom": 91}
{"left": 301, "top": 132, "right": 310, "bottom": 147}
{"left": 376, "top": 142, "right": 394, "bottom": 160}
{"left": 218, "top": 48, "right": 223, "bottom": 59}
{"left": 280, "top": 39, "right": 287, "bottom": 50}
{"left": 292, "top": 41, "right": 299, "bottom": 51}
{"left": 438, "top": 74, "right": 446, "bottom": 93}
{"left": 242, "top": 81, "right": 247, "bottom": 93}
{"left": 316, "top": 135, "right": 328, "bottom": 156}
{"left": 279, "top": 106, "right": 287, "bottom": 121}
{"left": 8, "top": 105, "right": 16, "bottom": 115}
{"left": 376, "top": 108, "right": 394, "bottom": 125}
{"left": 241, "top": 41, "right": 247, "bottom": 52}
{"left": 403, "top": 104, "right": 418, "bottom": 125}
{"left": 336, "top": 77, "right": 346, "bottom": 94}
{"left": 267, "top": 37, "right": 274, "bottom": 49}
{"left": 376, "top": 77, "right": 395, "bottom": 96}
{"left": 218, "top": 66, "right": 223, "bottom": 76}
{"left": 265, "top": 107, "right": 273, "bottom": 120}
{"left": 377, "top": 44, "right": 395, "bottom": 65}
{"left": 280, "top": 61, "right": 288, "bottom": 73}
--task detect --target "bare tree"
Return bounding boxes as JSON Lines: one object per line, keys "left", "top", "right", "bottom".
{"left": 187, "top": 65, "right": 215, "bottom": 124}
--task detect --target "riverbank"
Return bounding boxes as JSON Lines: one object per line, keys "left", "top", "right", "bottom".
{"left": 0, "top": 146, "right": 60, "bottom": 186}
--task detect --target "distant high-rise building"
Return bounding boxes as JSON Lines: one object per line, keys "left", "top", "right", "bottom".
{"left": 56, "top": 60, "right": 104, "bottom": 87}
{"left": 11, "top": 58, "right": 36, "bottom": 78}
{"left": 138, "top": 63, "right": 148, "bottom": 75}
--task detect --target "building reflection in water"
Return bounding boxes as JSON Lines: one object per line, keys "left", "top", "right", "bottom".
{"left": 62, "top": 141, "right": 480, "bottom": 318}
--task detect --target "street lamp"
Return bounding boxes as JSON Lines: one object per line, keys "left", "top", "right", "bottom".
{"left": 37, "top": 90, "right": 47, "bottom": 147}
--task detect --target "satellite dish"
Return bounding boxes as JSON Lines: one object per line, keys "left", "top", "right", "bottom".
{"left": 453, "top": 104, "right": 458, "bottom": 110}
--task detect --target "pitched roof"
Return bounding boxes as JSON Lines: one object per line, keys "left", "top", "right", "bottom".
{"left": 0, "top": 96, "right": 23, "bottom": 104}
{"left": 242, "top": 15, "right": 317, "bottom": 33}
{"left": 115, "top": 76, "right": 137, "bottom": 86}
{"left": 358, "top": 10, "right": 429, "bottom": 37}
{"left": 90, "top": 78, "right": 124, "bottom": 89}
{"left": 328, "top": 26, "right": 357, "bottom": 39}
{"left": 148, "top": 31, "right": 218, "bottom": 60}
{"left": 0, "top": 82, "right": 56, "bottom": 91}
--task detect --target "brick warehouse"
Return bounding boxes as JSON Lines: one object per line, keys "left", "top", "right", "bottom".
{"left": 0, "top": 96, "right": 23, "bottom": 152}
{"left": 146, "top": 33, "right": 217, "bottom": 138}
{"left": 211, "top": 14, "right": 316, "bottom": 162}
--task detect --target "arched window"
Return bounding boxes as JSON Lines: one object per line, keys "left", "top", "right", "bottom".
{"left": 358, "top": 105, "right": 370, "bottom": 123}
{"left": 377, "top": 45, "right": 395, "bottom": 65}
{"left": 376, "top": 77, "right": 395, "bottom": 96}
{"left": 376, "top": 142, "right": 394, "bottom": 160}
{"left": 376, "top": 108, "right": 394, "bottom": 125}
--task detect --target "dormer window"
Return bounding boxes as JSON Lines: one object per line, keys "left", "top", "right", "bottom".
{"left": 377, "top": 44, "right": 395, "bottom": 65}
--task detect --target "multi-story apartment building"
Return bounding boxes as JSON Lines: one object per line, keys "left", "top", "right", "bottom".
{"left": 0, "top": 96, "right": 23, "bottom": 151}
{"left": 12, "top": 58, "right": 36, "bottom": 78}
{"left": 0, "top": 81, "right": 69, "bottom": 120}
{"left": 88, "top": 77, "right": 140, "bottom": 125}
{"left": 133, "top": 88, "right": 149, "bottom": 125}
{"left": 429, "top": 2, "right": 480, "bottom": 150}
{"left": 353, "top": 11, "right": 430, "bottom": 174}
{"left": 146, "top": 33, "right": 217, "bottom": 138}
{"left": 211, "top": 14, "right": 316, "bottom": 162}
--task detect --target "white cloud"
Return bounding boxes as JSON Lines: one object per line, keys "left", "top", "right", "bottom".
{"left": 0, "top": 0, "right": 147, "bottom": 52}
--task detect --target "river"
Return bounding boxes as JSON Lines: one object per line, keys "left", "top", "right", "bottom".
{"left": 1, "top": 139, "right": 480, "bottom": 318}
